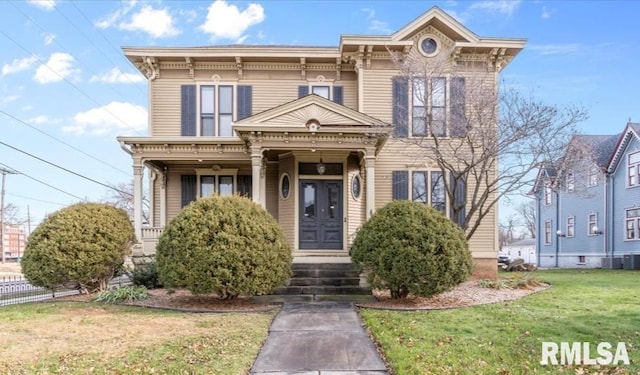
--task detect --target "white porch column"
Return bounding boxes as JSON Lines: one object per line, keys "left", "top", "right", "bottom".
{"left": 133, "top": 163, "right": 144, "bottom": 240}
{"left": 159, "top": 167, "right": 167, "bottom": 227}
{"left": 251, "top": 146, "right": 262, "bottom": 205}
{"left": 365, "top": 154, "right": 376, "bottom": 219}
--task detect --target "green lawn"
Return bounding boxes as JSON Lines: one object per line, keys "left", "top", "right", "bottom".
{"left": 361, "top": 269, "right": 640, "bottom": 375}
{"left": 0, "top": 302, "right": 275, "bottom": 374}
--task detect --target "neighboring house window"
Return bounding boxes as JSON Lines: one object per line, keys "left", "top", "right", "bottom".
{"left": 628, "top": 151, "right": 640, "bottom": 187}
{"left": 544, "top": 183, "right": 552, "bottom": 206}
{"left": 393, "top": 76, "right": 466, "bottom": 138}
{"left": 588, "top": 213, "right": 598, "bottom": 236}
{"left": 578, "top": 255, "right": 586, "bottom": 264}
{"left": 625, "top": 208, "right": 640, "bottom": 240}
{"left": 393, "top": 170, "right": 455, "bottom": 217}
{"left": 567, "top": 216, "right": 575, "bottom": 237}
{"left": 544, "top": 221, "right": 552, "bottom": 245}
{"left": 566, "top": 171, "right": 575, "bottom": 192}
{"left": 181, "top": 84, "right": 252, "bottom": 137}
{"left": 588, "top": 166, "right": 598, "bottom": 187}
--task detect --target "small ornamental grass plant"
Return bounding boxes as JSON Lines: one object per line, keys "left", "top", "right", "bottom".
{"left": 156, "top": 195, "right": 292, "bottom": 300}
{"left": 93, "top": 285, "right": 149, "bottom": 304}
{"left": 351, "top": 200, "right": 472, "bottom": 299}
{"left": 21, "top": 203, "right": 135, "bottom": 293}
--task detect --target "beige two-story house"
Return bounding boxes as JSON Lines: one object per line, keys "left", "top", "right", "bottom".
{"left": 118, "top": 7, "right": 525, "bottom": 278}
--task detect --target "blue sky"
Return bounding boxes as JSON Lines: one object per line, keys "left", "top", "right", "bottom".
{"left": 1, "top": 0, "right": 639, "bottom": 228}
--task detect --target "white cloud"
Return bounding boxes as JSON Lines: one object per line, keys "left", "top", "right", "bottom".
{"left": 65, "top": 101, "right": 147, "bottom": 136}
{"left": 360, "top": 7, "right": 391, "bottom": 34}
{"left": 27, "top": 115, "right": 60, "bottom": 125}
{"left": 529, "top": 44, "right": 582, "bottom": 56}
{"left": 199, "top": 0, "right": 265, "bottom": 41}
{"left": 0, "top": 95, "right": 20, "bottom": 105}
{"left": 42, "top": 33, "right": 56, "bottom": 45}
{"left": 541, "top": 6, "right": 551, "bottom": 19}
{"left": 361, "top": 7, "right": 375, "bottom": 20}
{"left": 90, "top": 67, "right": 144, "bottom": 84}
{"left": 27, "top": 0, "right": 56, "bottom": 11}
{"left": 119, "top": 5, "right": 180, "bottom": 38}
{"left": 469, "top": 0, "right": 521, "bottom": 16}
{"left": 2, "top": 56, "right": 38, "bottom": 76}
{"left": 95, "top": 0, "right": 137, "bottom": 29}
{"left": 33, "top": 52, "right": 80, "bottom": 84}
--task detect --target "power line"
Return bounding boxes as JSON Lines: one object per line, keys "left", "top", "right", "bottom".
{"left": 6, "top": 192, "right": 66, "bottom": 207}
{"left": 0, "top": 140, "right": 132, "bottom": 196}
{"left": 0, "top": 30, "right": 144, "bottom": 136}
{"left": 0, "top": 109, "right": 129, "bottom": 176}
{"left": 67, "top": 0, "right": 148, "bottom": 95}
{"left": 0, "top": 162, "right": 85, "bottom": 202}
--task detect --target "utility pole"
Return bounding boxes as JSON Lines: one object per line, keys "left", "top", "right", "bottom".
{"left": 1, "top": 167, "right": 19, "bottom": 264}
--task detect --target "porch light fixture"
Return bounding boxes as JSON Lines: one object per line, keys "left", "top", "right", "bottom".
{"left": 593, "top": 226, "right": 603, "bottom": 235}
{"left": 556, "top": 230, "right": 566, "bottom": 237}
{"left": 316, "top": 157, "right": 326, "bottom": 175}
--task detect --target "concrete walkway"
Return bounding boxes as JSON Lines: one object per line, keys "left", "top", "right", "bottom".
{"left": 251, "top": 302, "right": 388, "bottom": 374}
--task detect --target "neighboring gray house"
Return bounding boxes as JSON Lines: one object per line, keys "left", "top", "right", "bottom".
{"left": 501, "top": 238, "right": 536, "bottom": 264}
{"left": 532, "top": 122, "right": 640, "bottom": 268}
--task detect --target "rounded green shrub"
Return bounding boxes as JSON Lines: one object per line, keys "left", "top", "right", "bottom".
{"left": 21, "top": 202, "right": 135, "bottom": 293}
{"left": 351, "top": 200, "right": 472, "bottom": 299}
{"left": 156, "top": 195, "right": 292, "bottom": 300}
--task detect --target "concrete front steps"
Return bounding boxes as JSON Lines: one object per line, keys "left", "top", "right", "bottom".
{"left": 254, "top": 263, "right": 375, "bottom": 303}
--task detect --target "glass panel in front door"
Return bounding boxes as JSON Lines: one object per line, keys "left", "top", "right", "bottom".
{"left": 304, "top": 183, "right": 316, "bottom": 218}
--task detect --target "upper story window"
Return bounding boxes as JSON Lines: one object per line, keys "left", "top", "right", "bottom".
{"left": 588, "top": 166, "right": 599, "bottom": 187}
{"left": 544, "top": 182, "right": 552, "bottom": 206}
{"left": 393, "top": 76, "right": 466, "bottom": 138}
{"left": 180, "top": 84, "right": 252, "bottom": 137}
{"left": 200, "top": 85, "right": 233, "bottom": 137}
{"left": 628, "top": 151, "right": 640, "bottom": 187}
{"left": 311, "top": 86, "right": 330, "bottom": 99}
{"left": 625, "top": 208, "right": 640, "bottom": 240}
{"left": 298, "top": 82, "right": 343, "bottom": 104}
{"left": 566, "top": 171, "right": 575, "bottom": 192}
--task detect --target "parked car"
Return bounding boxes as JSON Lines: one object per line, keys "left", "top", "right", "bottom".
{"left": 498, "top": 254, "right": 511, "bottom": 264}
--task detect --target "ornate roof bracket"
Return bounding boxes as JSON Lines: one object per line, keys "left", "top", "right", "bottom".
{"left": 451, "top": 46, "right": 463, "bottom": 67}
{"left": 137, "top": 56, "right": 159, "bottom": 81}
{"left": 185, "top": 57, "right": 194, "bottom": 78}
{"left": 236, "top": 56, "right": 243, "bottom": 79}
{"left": 335, "top": 58, "right": 342, "bottom": 81}
{"left": 365, "top": 45, "right": 373, "bottom": 69}
{"left": 300, "top": 57, "right": 306, "bottom": 79}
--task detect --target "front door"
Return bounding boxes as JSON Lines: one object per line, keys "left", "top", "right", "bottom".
{"left": 299, "top": 180, "right": 343, "bottom": 250}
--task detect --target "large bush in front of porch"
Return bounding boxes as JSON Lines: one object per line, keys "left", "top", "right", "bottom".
{"left": 156, "top": 195, "right": 291, "bottom": 300}
{"left": 21, "top": 202, "right": 135, "bottom": 293}
{"left": 351, "top": 200, "right": 472, "bottom": 299}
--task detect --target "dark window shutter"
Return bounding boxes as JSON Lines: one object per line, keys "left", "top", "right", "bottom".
{"left": 237, "top": 85, "right": 252, "bottom": 120}
{"left": 392, "top": 171, "right": 409, "bottom": 200}
{"left": 181, "top": 175, "right": 197, "bottom": 208}
{"left": 450, "top": 172, "right": 467, "bottom": 228}
{"left": 181, "top": 85, "right": 196, "bottom": 136}
{"left": 450, "top": 77, "right": 466, "bottom": 137}
{"left": 237, "top": 175, "right": 252, "bottom": 198}
{"left": 298, "top": 85, "right": 309, "bottom": 98}
{"left": 392, "top": 76, "right": 408, "bottom": 138}
{"left": 332, "top": 86, "right": 343, "bottom": 105}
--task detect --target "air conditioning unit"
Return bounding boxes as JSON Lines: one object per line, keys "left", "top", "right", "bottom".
{"left": 623, "top": 254, "right": 640, "bottom": 270}
{"left": 601, "top": 257, "right": 623, "bottom": 269}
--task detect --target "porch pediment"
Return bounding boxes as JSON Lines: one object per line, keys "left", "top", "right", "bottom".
{"left": 233, "top": 94, "right": 390, "bottom": 132}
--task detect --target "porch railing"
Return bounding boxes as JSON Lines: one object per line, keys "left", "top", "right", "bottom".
{"left": 141, "top": 227, "right": 164, "bottom": 239}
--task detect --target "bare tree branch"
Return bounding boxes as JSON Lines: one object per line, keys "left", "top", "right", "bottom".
{"left": 389, "top": 46, "right": 587, "bottom": 241}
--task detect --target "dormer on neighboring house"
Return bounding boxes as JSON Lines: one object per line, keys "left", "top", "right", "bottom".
{"left": 533, "top": 124, "right": 640, "bottom": 268}
{"left": 117, "top": 7, "right": 525, "bottom": 278}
